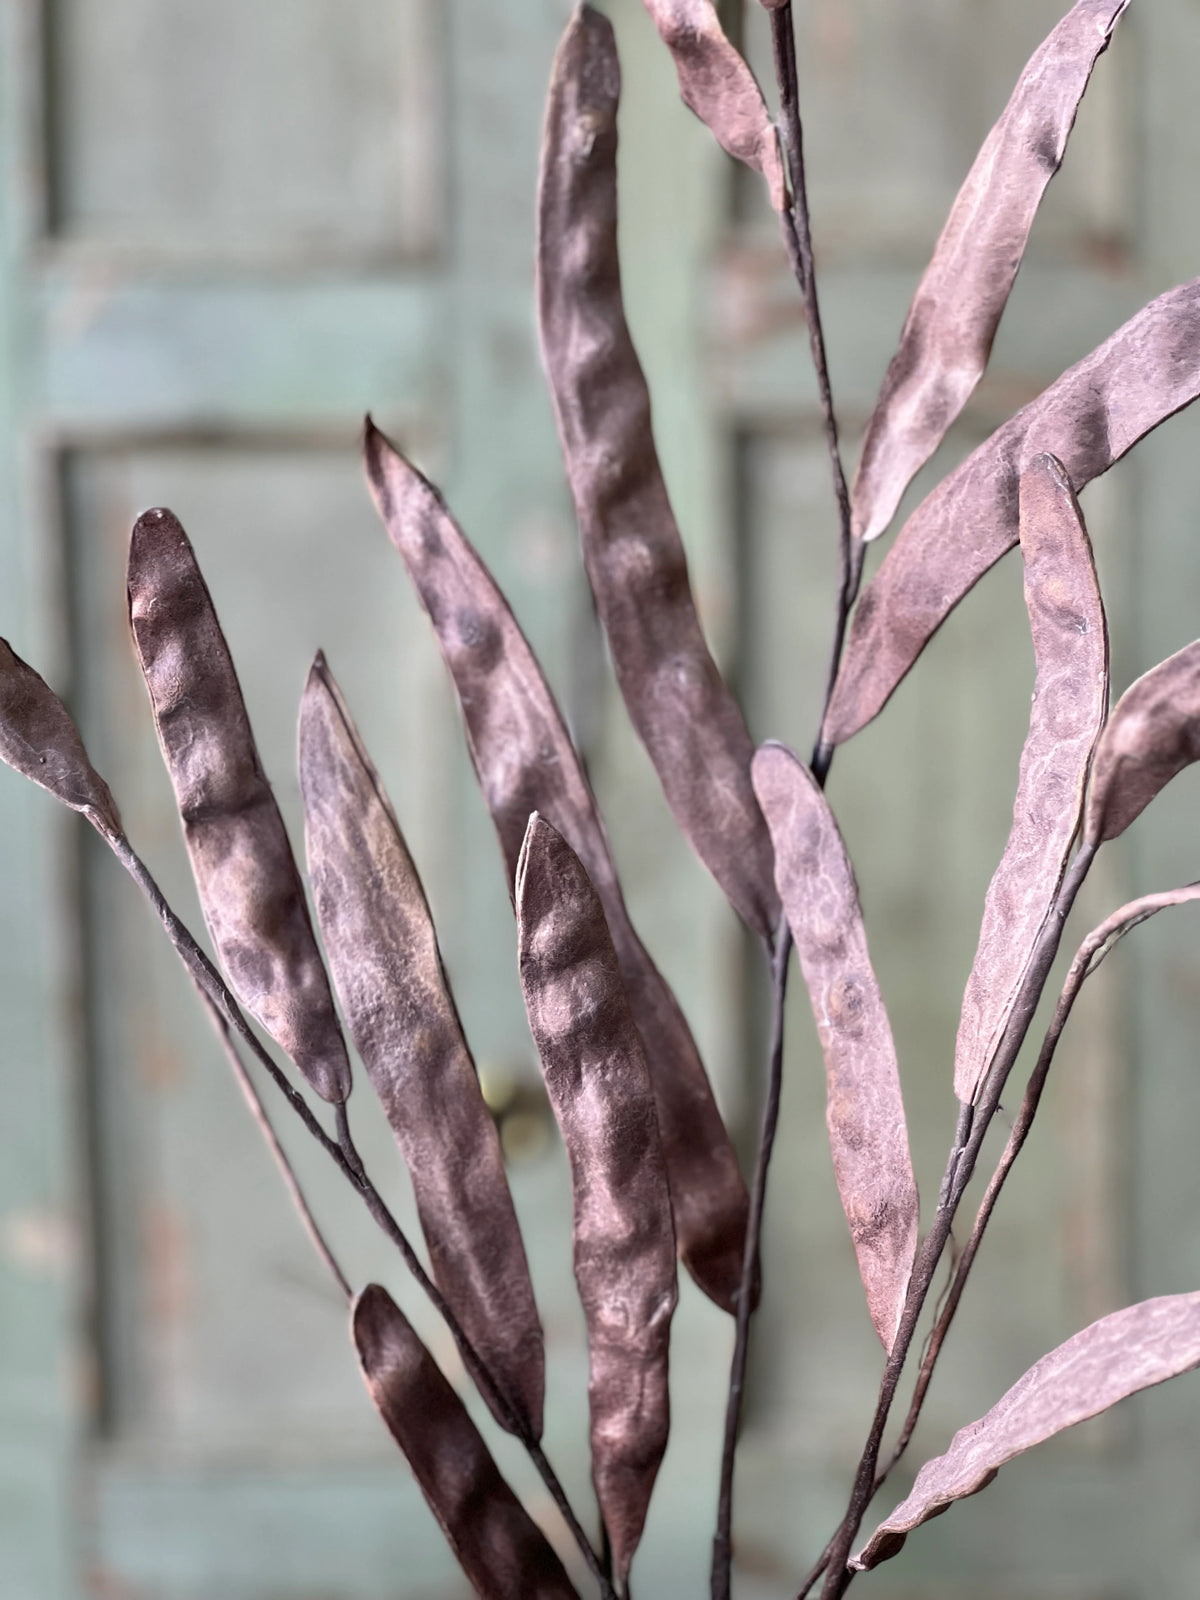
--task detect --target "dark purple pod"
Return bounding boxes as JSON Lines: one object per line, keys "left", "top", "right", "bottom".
{"left": 0, "top": 639, "right": 121, "bottom": 838}
{"left": 300, "top": 655, "right": 545, "bottom": 1437}
{"left": 855, "top": 1292, "right": 1200, "bottom": 1571}
{"left": 825, "top": 278, "right": 1200, "bottom": 747}
{"left": 516, "top": 814, "right": 676, "bottom": 1585}
{"left": 1084, "top": 640, "right": 1200, "bottom": 844}
{"left": 353, "top": 1285, "right": 579, "bottom": 1600}
{"left": 364, "top": 420, "right": 750, "bottom": 1316}
{"left": 752, "top": 742, "right": 918, "bottom": 1351}
{"left": 639, "top": 0, "right": 785, "bottom": 210}
{"left": 954, "top": 456, "right": 1108, "bottom": 1104}
{"left": 127, "top": 508, "right": 351, "bottom": 1103}
{"left": 852, "top": 0, "right": 1130, "bottom": 545}
{"left": 538, "top": 5, "right": 779, "bottom": 943}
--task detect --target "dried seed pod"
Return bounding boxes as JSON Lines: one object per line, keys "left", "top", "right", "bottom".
{"left": 353, "top": 1286, "right": 579, "bottom": 1600}
{"left": 538, "top": 6, "right": 779, "bottom": 943}
{"left": 852, "top": 0, "right": 1130, "bottom": 545}
{"left": 824, "top": 278, "right": 1200, "bottom": 746}
{"left": 954, "top": 456, "right": 1108, "bottom": 1105}
{"left": 300, "top": 655, "right": 545, "bottom": 1438}
{"left": 0, "top": 639, "right": 121, "bottom": 837}
{"left": 364, "top": 420, "right": 749, "bottom": 1315}
{"left": 516, "top": 814, "right": 676, "bottom": 1584}
{"left": 639, "top": 0, "right": 786, "bottom": 210}
{"left": 127, "top": 507, "right": 351, "bottom": 1104}
{"left": 1083, "top": 640, "right": 1200, "bottom": 844}
{"left": 751, "top": 742, "right": 918, "bottom": 1351}
{"left": 854, "top": 1291, "right": 1200, "bottom": 1571}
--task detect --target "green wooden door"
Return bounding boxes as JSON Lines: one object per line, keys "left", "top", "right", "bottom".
{"left": 4, "top": 1, "right": 1200, "bottom": 1597}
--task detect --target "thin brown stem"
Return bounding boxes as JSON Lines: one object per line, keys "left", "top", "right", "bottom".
{"left": 767, "top": 3, "right": 857, "bottom": 768}
{"left": 812, "top": 841, "right": 1096, "bottom": 1596}
{"left": 105, "top": 828, "right": 612, "bottom": 1595}
{"left": 711, "top": 911, "right": 793, "bottom": 1600}
{"left": 203, "top": 999, "right": 352, "bottom": 1301}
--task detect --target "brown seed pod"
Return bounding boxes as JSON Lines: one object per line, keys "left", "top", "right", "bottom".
{"left": 639, "top": 0, "right": 786, "bottom": 211}
{"left": 364, "top": 420, "right": 749, "bottom": 1315}
{"left": 0, "top": 639, "right": 121, "bottom": 838}
{"left": 515, "top": 814, "right": 676, "bottom": 1585}
{"left": 127, "top": 507, "right": 351, "bottom": 1104}
{"left": 852, "top": 0, "right": 1130, "bottom": 545}
{"left": 300, "top": 654, "right": 545, "bottom": 1438}
{"left": 854, "top": 1292, "right": 1200, "bottom": 1571}
{"left": 751, "top": 742, "right": 918, "bottom": 1351}
{"left": 537, "top": 6, "right": 779, "bottom": 943}
{"left": 1083, "top": 640, "right": 1200, "bottom": 844}
{"left": 954, "top": 455, "right": 1108, "bottom": 1105}
{"left": 824, "top": 278, "right": 1200, "bottom": 747}
{"left": 352, "top": 1285, "right": 580, "bottom": 1600}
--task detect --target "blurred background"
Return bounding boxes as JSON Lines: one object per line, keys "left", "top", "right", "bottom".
{"left": 3, "top": 0, "right": 1200, "bottom": 1595}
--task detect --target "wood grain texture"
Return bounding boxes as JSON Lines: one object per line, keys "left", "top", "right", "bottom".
{"left": 752, "top": 742, "right": 918, "bottom": 1351}
{"left": 365, "top": 420, "right": 750, "bottom": 1315}
{"left": 299, "top": 654, "right": 544, "bottom": 1438}
{"left": 127, "top": 507, "right": 352, "bottom": 1103}
{"left": 954, "top": 455, "right": 1108, "bottom": 1104}
{"left": 353, "top": 1285, "right": 579, "bottom": 1600}
{"left": 1084, "top": 639, "right": 1200, "bottom": 844}
{"left": 825, "top": 278, "right": 1200, "bottom": 746}
{"left": 852, "top": 0, "right": 1130, "bottom": 545}
{"left": 639, "top": 0, "right": 785, "bottom": 210}
{"left": 537, "top": 6, "right": 778, "bottom": 942}
{"left": 516, "top": 814, "right": 676, "bottom": 1584}
{"left": 854, "top": 1292, "right": 1200, "bottom": 1571}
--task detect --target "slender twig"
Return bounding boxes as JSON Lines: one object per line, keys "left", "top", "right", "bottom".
{"left": 811, "top": 840, "right": 1097, "bottom": 1597}
{"left": 711, "top": 911, "right": 793, "bottom": 1600}
{"left": 104, "top": 827, "right": 614, "bottom": 1596}
{"left": 767, "top": 3, "right": 858, "bottom": 774}
{"left": 202, "top": 998, "right": 352, "bottom": 1301}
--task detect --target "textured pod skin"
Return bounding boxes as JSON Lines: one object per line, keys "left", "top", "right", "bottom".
{"left": 751, "top": 743, "right": 918, "bottom": 1352}
{"left": 639, "top": 0, "right": 786, "bottom": 210}
{"left": 352, "top": 1286, "right": 579, "bottom": 1600}
{"left": 127, "top": 508, "right": 351, "bottom": 1103}
{"left": 365, "top": 421, "right": 750, "bottom": 1315}
{"left": 0, "top": 639, "right": 121, "bottom": 837}
{"left": 516, "top": 815, "right": 676, "bottom": 1585}
{"left": 954, "top": 456, "right": 1108, "bottom": 1104}
{"left": 825, "top": 278, "right": 1200, "bottom": 746}
{"left": 538, "top": 7, "right": 779, "bottom": 943}
{"left": 300, "top": 656, "right": 545, "bottom": 1438}
{"left": 1083, "top": 640, "right": 1200, "bottom": 844}
{"left": 852, "top": 0, "right": 1130, "bottom": 545}
{"left": 854, "top": 1291, "right": 1200, "bottom": 1571}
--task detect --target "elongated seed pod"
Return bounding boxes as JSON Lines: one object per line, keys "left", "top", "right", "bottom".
{"left": 1083, "top": 640, "right": 1200, "bottom": 844}
{"left": 751, "top": 743, "right": 918, "bottom": 1351}
{"left": 639, "top": 0, "right": 785, "bottom": 210}
{"left": 855, "top": 1292, "right": 1200, "bottom": 1571}
{"left": 127, "top": 508, "right": 351, "bottom": 1103}
{"left": 954, "top": 456, "right": 1108, "bottom": 1105}
{"left": 353, "top": 1286, "right": 579, "bottom": 1600}
{"left": 852, "top": 0, "right": 1130, "bottom": 545}
{"left": 538, "top": 6, "right": 779, "bottom": 943}
{"left": 516, "top": 815, "right": 676, "bottom": 1584}
{"left": 299, "top": 654, "right": 545, "bottom": 1438}
{"left": 364, "top": 420, "right": 749, "bottom": 1315}
{"left": 0, "top": 639, "right": 121, "bottom": 837}
{"left": 825, "top": 278, "right": 1200, "bottom": 747}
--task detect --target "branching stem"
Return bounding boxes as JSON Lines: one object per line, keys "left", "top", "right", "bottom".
{"left": 105, "top": 827, "right": 613, "bottom": 1597}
